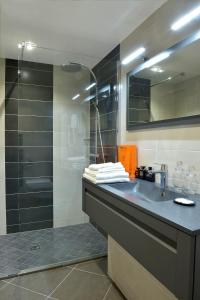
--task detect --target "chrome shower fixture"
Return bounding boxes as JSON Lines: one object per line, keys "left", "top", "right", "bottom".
{"left": 61, "top": 62, "right": 105, "bottom": 163}
{"left": 18, "top": 41, "right": 37, "bottom": 50}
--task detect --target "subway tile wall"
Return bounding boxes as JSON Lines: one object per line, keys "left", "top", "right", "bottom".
{"left": 90, "top": 45, "right": 120, "bottom": 163}
{"left": 126, "top": 128, "right": 200, "bottom": 191}
{"left": 5, "top": 59, "right": 53, "bottom": 233}
{"left": 0, "top": 58, "right": 6, "bottom": 235}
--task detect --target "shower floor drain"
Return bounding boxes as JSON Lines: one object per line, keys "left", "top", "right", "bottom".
{"left": 30, "top": 243, "right": 40, "bottom": 251}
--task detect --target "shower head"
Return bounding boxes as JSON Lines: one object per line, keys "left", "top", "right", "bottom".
{"left": 61, "top": 62, "right": 83, "bottom": 73}
{"left": 61, "top": 62, "right": 98, "bottom": 96}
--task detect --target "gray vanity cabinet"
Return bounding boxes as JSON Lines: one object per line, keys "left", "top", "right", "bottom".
{"left": 82, "top": 179, "right": 200, "bottom": 300}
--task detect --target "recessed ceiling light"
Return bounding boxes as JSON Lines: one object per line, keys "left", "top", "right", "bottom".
{"left": 143, "top": 52, "right": 170, "bottom": 69}
{"left": 85, "top": 82, "right": 96, "bottom": 91}
{"left": 72, "top": 94, "right": 80, "bottom": 100}
{"left": 171, "top": 5, "right": 200, "bottom": 31}
{"left": 122, "top": 47, "right": 146, "bottom": 65}
{"left": 151, "top": 66, "right": 164, "bottom": 73}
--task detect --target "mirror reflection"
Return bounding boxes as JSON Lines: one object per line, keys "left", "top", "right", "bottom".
{"left": 127, "top": 32, "right": 200, "bottom": 127}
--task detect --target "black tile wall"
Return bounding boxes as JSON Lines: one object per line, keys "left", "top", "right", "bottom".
{"left": 20, "top": 220, "right": 53, "bottom": 232}
{"left": 18, "top": 116, "right": 53, "bottom": 131}
{"left": 5, "top": 163, "right": 19, "bottom": 178}
{"left": 5, "top": 82, "right": 53, "bottom": 101}
{"left": 18, "top": 100, "right": 53, "bottom": 116}
{"left": 19, "top": 132, "right": 53, "bottom": 146}
{"left": 18, "top": 177, "right": 53, "bottom": 194}
{"left": 6, "top": 179, "right": 18, "bottom": 194}
{"left": 6, "top": 209, "right": 20, "bottom": 226}
{"left": 18, "top": 162, "right": 53, "bottom": 178}
{"left": 6, "top": 66, "right": 53, "bottom": 86}
{"left": 6, "top": 194, "right": 19, "bottom": 210}
{"left": 90, "top": 45, "right": 120, "bottom": 163}
{"left": 127, "top": 76, "right": 151, "bottom": 125}
{"left": 7, "top": 225, "right": 20, "bottom": 234}
{"left": 19, "top": 84, "right": 53, "bottom": 101}
{"left": 19, "top": 147, "right": 53, "bottom": 162}
{"left": 5, "top": 115, "right": 18, "bottom": 130}
{"left": 7, "top": 59, "right": 52, "bottom": 71}
{"left": 5, "top": 98, "right": 18, "bottom": 114}
{"left": 5, "top": 59, "right": 53, "bottom": 233}
{"left": 5, "top": 131, "right": 18, "bottom": 146}
{"left": 18, "top": 191, "right": 53, "bottom": 208}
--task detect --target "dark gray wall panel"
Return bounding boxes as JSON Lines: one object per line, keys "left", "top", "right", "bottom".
{"left": 90, "top": 45, "right": 120, "bottom": 163}
{"left": 5, "top": 59, "right": 53, "bottom": 233}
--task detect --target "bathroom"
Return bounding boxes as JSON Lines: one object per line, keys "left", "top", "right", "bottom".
{"left": 0, "top": 0, "right": 200, "bottom": 299}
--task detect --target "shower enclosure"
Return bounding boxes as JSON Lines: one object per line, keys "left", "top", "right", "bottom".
{"left": 0, "top": 44, "right": 108, "bottom": 278}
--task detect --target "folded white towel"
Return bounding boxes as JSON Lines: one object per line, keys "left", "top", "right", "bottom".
{"left": 88, "top": 162, "right": 113, "bottom": 171}
{"left": 89, "top": 162, "right": 123, "bottom": 171}
{"left": 83, "top": 173, "right": 130, "bottom": 184}
{"left": 85, "top": 170, "right": 129, "bottom": 180}
{"left": 84, "top": 167, "right": 125, "bottom": 176}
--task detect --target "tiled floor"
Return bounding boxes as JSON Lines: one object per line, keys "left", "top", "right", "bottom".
{"left": 0, "top": 223, "right": 107, "bottom": 279}
{"left": 0, "top": 258, "right": 125, "bottom": 300}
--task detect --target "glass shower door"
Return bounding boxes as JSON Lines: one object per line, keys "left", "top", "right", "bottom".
{"left": 17, "top": 45, "right": 93, "bottom": 231}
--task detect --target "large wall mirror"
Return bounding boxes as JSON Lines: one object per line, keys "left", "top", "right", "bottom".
{"left": 127, "top": 30, "right": 200, "bottom": 130}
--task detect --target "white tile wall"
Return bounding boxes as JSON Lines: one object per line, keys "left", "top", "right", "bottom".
{"left": 124, "top": 127, "right": 200, "bottom": 188}
{"left": 0, "top": 58, "right": 6, "bottom": 235}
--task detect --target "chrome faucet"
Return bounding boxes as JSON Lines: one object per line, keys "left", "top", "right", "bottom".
{"left": 152, "top": 164, "right": 168, "bottom": 196}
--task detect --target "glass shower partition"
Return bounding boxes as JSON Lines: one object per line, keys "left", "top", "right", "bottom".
{"left": 0, "top": 45, "right": 107, "bottom": 279}
{"left": 17, "top": 45, "right": 94, "bottom": 231}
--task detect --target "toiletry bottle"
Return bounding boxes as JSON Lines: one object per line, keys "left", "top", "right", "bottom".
{"left": 139, "top": 166, "right": 146, "bottom": 179}
{"left": 145, "top": 167, "right": 155, "bottom": 182}
{"left": 135, "top": 167, "right": 140, "bottom": 178}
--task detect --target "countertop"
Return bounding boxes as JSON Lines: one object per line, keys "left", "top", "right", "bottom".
{"left": 83, "top": 178, "right": 200, "bottom": 236}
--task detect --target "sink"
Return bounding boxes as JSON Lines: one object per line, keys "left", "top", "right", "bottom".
{"left": 107, "top": 180, "right": 179, "bottom": 202}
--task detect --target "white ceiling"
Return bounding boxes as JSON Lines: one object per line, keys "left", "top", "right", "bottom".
{"left": 0, "top": 0, "right": 166, "bottom": 67}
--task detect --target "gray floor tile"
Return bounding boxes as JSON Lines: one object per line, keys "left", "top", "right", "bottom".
{"left": 9, "top": 266, "right": 72, "bottom": 295}
{"left": 0, "top": 280, "right": 9, "bottom": 289}
{"left": 105, "top": 285, "right": 126, "bottom": 300}
{"left": 76, "top": 258, "right": 107, "bottom": 275}
{"left": 51, "top": 268, "right": 111, "bottom": 300}
{"left": 0, "top": 283, "right": 48, "bottom": 300}
{"left": 0, "top": 223, "right": 107, "bottom": 279}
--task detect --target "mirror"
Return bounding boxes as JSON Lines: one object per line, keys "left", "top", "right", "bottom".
{"left": 127, "top": 30, "right": 200, "bottom": 129}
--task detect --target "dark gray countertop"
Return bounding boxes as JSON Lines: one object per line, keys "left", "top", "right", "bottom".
{"left": 85, "top": 178, "right": 200, "bottom": 236}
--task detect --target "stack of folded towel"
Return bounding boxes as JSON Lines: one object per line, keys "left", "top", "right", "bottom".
{"left": 83, "top": 162, "right": 130, "bottom": 184}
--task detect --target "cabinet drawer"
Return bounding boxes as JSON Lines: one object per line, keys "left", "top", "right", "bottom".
{"left": 84, "top": 189, "right": 194, "bottom": 300}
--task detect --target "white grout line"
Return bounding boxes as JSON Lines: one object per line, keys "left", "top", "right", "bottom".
{"left": 74, "top": 267, "right": 107, "bottom": 277}
{"left": 6, "top": 65, "right": 53, "bottom": 73}
{"left": 6, "top": 114, "right": 53, "bottom": 118}
{"left": 2, "top": 277, "right": 58, "bottom": 299}
{"left": 5, "top": 97, "right": 53, "bottom": 103}
{"left": 1, "top": 280, "right": 54, "bottom": 298}
{"left": 102, "top": 283, "right": 112, "bottom": 300}
{"left": 0, "top": 277, "right": 15, "bottom": 290}
{"left": 47, "top": 265, "right": 77, "bottom": 298}
{"left": 6, "top": 81, "right": 53, "bottom": 88}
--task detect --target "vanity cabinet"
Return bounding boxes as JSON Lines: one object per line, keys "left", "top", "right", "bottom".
{"left": 82, "top": 179, "right": 200, "bottom": 300}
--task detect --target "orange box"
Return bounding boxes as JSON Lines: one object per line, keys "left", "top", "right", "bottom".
{"left": 117, "top": 145, "right": 138, "bottom": 178}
